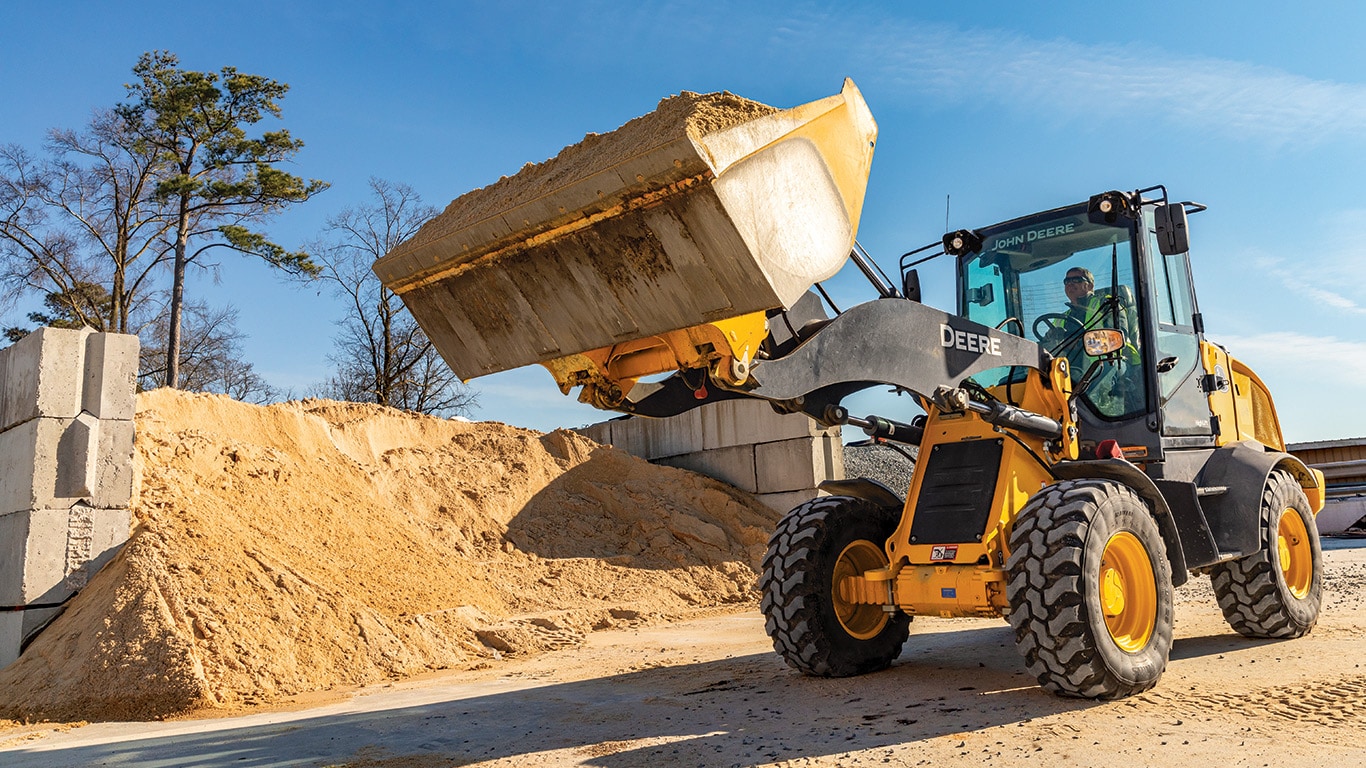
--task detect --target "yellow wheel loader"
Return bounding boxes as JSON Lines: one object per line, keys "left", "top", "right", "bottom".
{"left": 374, "top": 80, "right": 1326, "bottom": 699}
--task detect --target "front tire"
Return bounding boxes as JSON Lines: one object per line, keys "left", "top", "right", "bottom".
{"left": 760, "top": 496, "right": 910, "bottom": 677}
{"left": 1210, "top": 469, "right": 1322, "bottom": 638}
{"left": 1006, "top": 479, "right": 1174, "bottom": 699}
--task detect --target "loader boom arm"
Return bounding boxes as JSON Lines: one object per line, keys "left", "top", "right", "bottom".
{"left": 745, "top": 299, "right": 1051, "bottom": 413}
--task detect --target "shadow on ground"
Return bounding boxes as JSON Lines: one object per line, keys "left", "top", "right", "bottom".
{"left": 4, "top": 613, "right": 1264, "bottom": 767}
{"left": 2, "top": 623, "right": 1090, "bottom": 768}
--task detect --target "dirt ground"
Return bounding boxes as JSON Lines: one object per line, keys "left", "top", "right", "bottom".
{"left": 3, "top": 546, "right": 1364, "bottom": 767}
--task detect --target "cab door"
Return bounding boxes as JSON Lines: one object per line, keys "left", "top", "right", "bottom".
{"left": 1143, "top": 210, "right": 1214, "bottom": 438}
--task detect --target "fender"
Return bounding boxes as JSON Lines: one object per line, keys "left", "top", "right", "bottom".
{"left": 818, "top": 478, "right": 905, "bottom": 510}
{"left": 1196, "top": 441, "right": 1319, "bottom": 557}
{"left": 1272, "top": 455, "right": 1326, "bottom": 514}
{"left": 1050, "top": 458, "right": 1189, "bottom": 587}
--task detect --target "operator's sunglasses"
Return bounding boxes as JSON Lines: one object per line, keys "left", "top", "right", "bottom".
{"left": 1063, "top": 276, "right": 1091, "bottom": 285}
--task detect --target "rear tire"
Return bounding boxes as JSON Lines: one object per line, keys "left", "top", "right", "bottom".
{"left": 1006, "top": 479, "right": 1174, "bottom": 699}
{"left": 760, "top": 496, "right": 910, "bottom": 677}
{"left": 1210, "top": 469, "right": 1322, "bottom": 638}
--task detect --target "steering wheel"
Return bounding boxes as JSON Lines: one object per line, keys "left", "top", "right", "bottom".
{"left": 1032, "top": 312, "right": 1085, "bottom": 346}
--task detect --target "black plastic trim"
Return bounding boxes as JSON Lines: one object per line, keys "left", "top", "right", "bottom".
{"left": 818, "top": 479, "right": 905, "bottom": 510}
{"left": 1051, "top": 458, "right": 1189, "bottom": 586}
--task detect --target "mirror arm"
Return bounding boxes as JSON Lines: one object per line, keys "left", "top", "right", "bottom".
{"left": 1070, "top": 354, "right": 1120, "bottom": 403}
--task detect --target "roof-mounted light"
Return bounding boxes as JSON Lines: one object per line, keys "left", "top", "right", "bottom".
{"left": 942, "top": 229, "right": 983, "bottom": 256}
{"left": 1087, "top": 191, "right": 1135, "bottom": 224}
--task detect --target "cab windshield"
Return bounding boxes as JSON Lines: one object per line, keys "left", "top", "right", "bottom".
{"left": 958, "top": 208, "right": 1145, "bottom": 420}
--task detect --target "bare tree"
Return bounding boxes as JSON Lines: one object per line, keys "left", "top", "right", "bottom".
{"left": 137, "top": 300, "right": 279, "bottom": 403}
{"left": 0, "top": 110, "right": 175, "bottom": 334}
{"left": 311, "top": 178, "right": 476, "bottom": 417}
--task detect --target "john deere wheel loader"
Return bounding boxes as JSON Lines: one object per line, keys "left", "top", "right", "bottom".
{"left": 374, "top": 79, "right": 1325, "bottom": 699}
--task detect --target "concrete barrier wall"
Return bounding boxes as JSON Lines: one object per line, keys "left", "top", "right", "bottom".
{"left": 578, "top": 399, "right": 843, "bottom": 512}
{"left": 0, "top": 328, "right": 138, "bottom": 668}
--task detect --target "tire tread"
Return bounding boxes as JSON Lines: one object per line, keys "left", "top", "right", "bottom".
{"left": 760, "top": 497, "right": 909, "bottom": 677}
{"left": 1006, "top": 479, "right": 1173, "bottom": 699}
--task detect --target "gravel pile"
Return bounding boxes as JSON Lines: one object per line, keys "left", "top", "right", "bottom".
{"left": 842, "top": 441, "right": 918, "bottom": 498}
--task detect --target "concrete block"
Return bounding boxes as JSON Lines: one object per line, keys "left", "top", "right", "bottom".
{"left": 755, "top": 434, "right": 846, "bottom": 494}
{"left": 0, "top": 508, "right": 69, "bottom": 646}
{"left": 0, "top": 509, "right": 34, "bottom": 604}
{"left": 0, "top": 418, "right": 65, "bottom": 516}
{"left": 0, "top": 614, "right": 20, "bottom": 668}
{"left": 93, "top": 418, "right": 136, "bottom": 509}
{"left": 0, "top": 506, "right": 131, "bottom": 657}
{"left": 755, "top": 488, "right": 823, "bottom": 513}
{"left": 620, "top": 408, "right": 704, "bottom": 459}
{"left": 82, "top": 332, "right": 140, "bottom": 421}
{"left": 60, "top": 412, "right": 101, "bottom": 498}
{"left": 0, "top": 508, "right": 72, "bottom": 606}
{"left": 603, "top": 417, "right": 646, "bottom": 457}
{"left": 655, "top": 444, "right": 758, "bottom": 492}
{"left": 700, "top": 399, "right": 839, "bottom": 450}
{"left": 574, "top": 420, "right": 613, "bottom": 446}
{"left": 18, "top": 508, "right": 70, "bottom": 637}
{"left": 823, "top": 434, "right": 845, "bottom": 483}
{"left": 87, "top": 507, "right": 132, "bottom": 581}
{"left": 0, "top": 326, "right": 91, "bottom": 433}
{"left": 0, "top": 416, "right": 135, "bottom": 515}
{"left": 56, "top": 504, "right": 129, "bottom": 595}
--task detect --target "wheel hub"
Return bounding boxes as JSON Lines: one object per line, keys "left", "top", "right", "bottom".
{"left": 1098, "top": 531, "right": 1156, "bottom": 653}
{"left": 1277, "top": 508, "right": 1312, "bottom": 599}
{"left": 1101, "top": 566, "right": 1127, "bottom": 616}
{"left": 832, "top": 539, "right": 890, "bottom": 640}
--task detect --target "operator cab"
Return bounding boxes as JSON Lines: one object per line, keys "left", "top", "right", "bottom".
{"left": 944, "top": 188, "right": 1208, "bottom": 460}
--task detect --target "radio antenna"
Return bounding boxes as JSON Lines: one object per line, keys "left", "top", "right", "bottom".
{"left": 944, "top": 194, "right": 951, "bottom": 232}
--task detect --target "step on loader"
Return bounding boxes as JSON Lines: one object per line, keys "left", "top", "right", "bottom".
{"left": 375, "top": 80, "right": 1326, "bottom": 699}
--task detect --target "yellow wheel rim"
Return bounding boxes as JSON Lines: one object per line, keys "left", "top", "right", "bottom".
{"left": 832, "top": 539, "right": 889, "bottom": 641}
{"left": 1277, "top": 508, "right": 1313, "bottom": 599}
{"left": 1099, "top": 532, "right": 1157, "bottom": 653}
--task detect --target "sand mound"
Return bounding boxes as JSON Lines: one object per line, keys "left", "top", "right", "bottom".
{"left": 0, "top": 390, "right": 777, "bottom": 722}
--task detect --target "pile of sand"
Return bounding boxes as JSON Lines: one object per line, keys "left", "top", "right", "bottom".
{"left": 391, "top": 90, "right": 777, "bottom": 257}
{"left": 0, "top": 390, "right": 777, "bottom": 722}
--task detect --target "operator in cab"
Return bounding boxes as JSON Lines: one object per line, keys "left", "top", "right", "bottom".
{"left": 1050, "top": 267, "right": 1142, "bottom": 414}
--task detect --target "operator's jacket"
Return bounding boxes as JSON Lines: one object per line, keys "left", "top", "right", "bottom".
{"left": 1055, "top": 291, "right": 1143, "bottom": 416}
{"left": 1057, "top": 291, "right": 1141, "bottom": 366}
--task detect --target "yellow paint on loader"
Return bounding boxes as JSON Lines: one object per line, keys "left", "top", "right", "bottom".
{"left": 1200, "top": 340, "right": 1325, "bottom": 511}
{"left": 831, "top": 358, "right": 1078, "bottom": 620}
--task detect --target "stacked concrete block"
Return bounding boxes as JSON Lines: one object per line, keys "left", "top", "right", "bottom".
{"left": 579, "top": 399, "right": 843, "bottom": 512}
{"left": 0, "top": 328, "right": 138, "bottom": 668}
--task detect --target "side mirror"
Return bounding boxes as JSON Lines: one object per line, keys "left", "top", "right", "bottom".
{"left": 1072, "top": 328, "right": 1125, "bottom": 401}
{"left": 1155, "top": 203, "right": 1190, "bottom": 256}
{"left": 901, "top": 269, "right": 922, "bottom": 303}
{"left": 1083, "top": 328, "right": 1125, "bottom": 358}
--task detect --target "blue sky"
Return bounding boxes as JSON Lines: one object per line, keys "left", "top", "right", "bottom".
{"left": 3, "top": 2, "right": 1365, "bottom": 442}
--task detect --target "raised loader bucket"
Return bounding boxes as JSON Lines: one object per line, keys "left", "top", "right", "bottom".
{"left": 374, "top": 78, "right": 877, "bottom": 386}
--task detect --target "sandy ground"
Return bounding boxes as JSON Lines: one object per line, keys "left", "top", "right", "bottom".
{"left": 2, "top": 545, "right": 1363, "bottom": 767}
